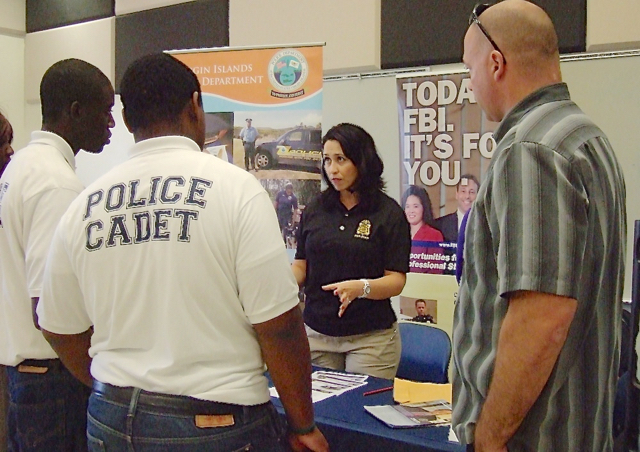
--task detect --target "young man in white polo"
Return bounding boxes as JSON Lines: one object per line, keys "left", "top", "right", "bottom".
{"left": 37, "top": 53, "right": 328, "bottom": 452}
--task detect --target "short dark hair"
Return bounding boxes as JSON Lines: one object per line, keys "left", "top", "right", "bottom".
{"left": 120, "top": 53, "right": 201, "bottom": 132}
{"left": 40, "top": 59, "right": 111, "bottom": 124}
{"left": 457, "top": 173, "right": 480, "bottom": 191}
{"left": 415, "top": 299, "right": 427, "bottom": 307}
{"left": 321, "top": 123, "right": 385, "bottom": 210}
{"left": 401, "top": 185, "right": 437, "bottom": 227}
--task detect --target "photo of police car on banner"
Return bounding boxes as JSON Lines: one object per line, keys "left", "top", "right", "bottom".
{"left": 172, "top": 44, "right": 324, "bottom": 251}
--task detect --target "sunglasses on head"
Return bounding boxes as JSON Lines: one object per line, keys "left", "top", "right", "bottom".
{"left": 469, "top": 3, "right": 507, "bottom": 65}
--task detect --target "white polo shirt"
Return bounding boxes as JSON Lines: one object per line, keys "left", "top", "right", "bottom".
{"left": 38, "top": 136, "right": 299, "bottom": 405}
{"left": 0, "top": 131, "right": 83, "bottom": 366}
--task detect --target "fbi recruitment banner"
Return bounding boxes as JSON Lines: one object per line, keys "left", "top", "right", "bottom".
{"left": 396, "top": 71, "right": 497, "bottom": 339}
{"left": 172, "top": 45, "right": 323, "bottom": 252}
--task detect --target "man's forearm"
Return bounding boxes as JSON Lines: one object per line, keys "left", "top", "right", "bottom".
{"left": 41, "top": 328, "right": 93, "bottom": 387}
{"left": 474, "top": 291, "right": 577, "bottom": 450}
{"left": 254, "top": 307, "right": 314, "bottom": 431}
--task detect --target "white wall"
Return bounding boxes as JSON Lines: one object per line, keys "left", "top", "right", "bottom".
{"left": 23, "top": 17, "right": 115, "bottom": 136}
{"left": 0, "top": 35, "right": 26, "bottom": 150}
{"left": 0, "top": 0, "right": 25, "bottom": 32}
{"left": 561, "top": 54, "right": 640, "bottom": 301}
{"left": 25, "top": 17, "right": 115, "bottom": 103}
{"left": 0, "top": 0, "right": 26, "bottom": 149}
{"left": 76, "top": 96, "right": 133, "bottom": 187}
{"left": 323, "top": 76, "right": 400, "bottom": 201}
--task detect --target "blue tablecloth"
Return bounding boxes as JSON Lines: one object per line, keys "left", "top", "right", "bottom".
{"left": 270, "top": 372, "right": 465, "bottom": 452}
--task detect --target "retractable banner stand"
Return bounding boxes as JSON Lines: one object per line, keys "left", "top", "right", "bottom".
{"left": 396, "top": 71, "right": 497, "bottom": 341}
{"left": 172, "top": 45, "right": 323, "bottom": 253}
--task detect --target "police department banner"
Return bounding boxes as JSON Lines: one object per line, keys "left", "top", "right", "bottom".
{"left": 396, "top": 71, "right": 496, "bottom": 339}
{"left": 172, "top": 45, "right": 323, "bottom": 253}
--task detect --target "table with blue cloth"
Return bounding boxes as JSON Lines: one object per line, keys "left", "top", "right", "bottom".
{"left": 269, "top": 372, "right": 464, "bottom": 452}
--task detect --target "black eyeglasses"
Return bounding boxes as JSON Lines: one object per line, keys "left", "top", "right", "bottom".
{"left": 469, "top": 3, "right": 507, "bottom": 65}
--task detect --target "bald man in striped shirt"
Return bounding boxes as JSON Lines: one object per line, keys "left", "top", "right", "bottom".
{"left": 454, "top": 1, "right": 626, "bottom": 451}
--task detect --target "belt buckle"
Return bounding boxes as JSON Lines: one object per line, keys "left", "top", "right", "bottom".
{"left": 195, "top": 414, "right": 235, "bottom": 428}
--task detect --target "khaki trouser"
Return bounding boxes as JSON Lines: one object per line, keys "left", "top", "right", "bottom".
{"left": 305, "top": 323, "right": 401, "bottom": 379}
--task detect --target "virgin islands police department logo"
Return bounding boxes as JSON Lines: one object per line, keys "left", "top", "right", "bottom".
{"left": 268, "top": 49, "right": 308, "bottom": 99}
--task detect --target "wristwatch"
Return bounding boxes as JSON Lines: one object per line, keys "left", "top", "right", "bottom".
{"left": 360, "top": 279, "right": 371, "bottom": 298}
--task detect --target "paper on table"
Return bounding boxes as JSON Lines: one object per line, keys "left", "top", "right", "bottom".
{"left": 393, "top": 378, "right": 452, "bottom": 404}
{"left": 364, "top": 405, "right": 418, "bottom": 428}
{"left": 270, "top": 370, "right": 368, "bottom": 403}
{"left": 269, "top": 385, "right": 334, "bottom": 403}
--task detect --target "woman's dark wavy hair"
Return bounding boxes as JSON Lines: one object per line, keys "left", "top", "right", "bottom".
{"left": 320, "top": 123, "right": 385, "bottom": 211}
{"left": 120, "top": 53, "right": 201, "bottom": 133}
{"left": 401, "top": 185, "right": 437, "bottom": 228}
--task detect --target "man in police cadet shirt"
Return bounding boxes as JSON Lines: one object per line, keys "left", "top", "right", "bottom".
{"left": 37, "top": 53, "right": 328, "bottom": 452}
{"left": 0, "top": 59, "right": 114, "bottom": 451}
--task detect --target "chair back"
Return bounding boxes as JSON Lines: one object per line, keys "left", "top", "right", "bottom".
{"left": 396, "top": 321, "right": 451, "bottom": 383}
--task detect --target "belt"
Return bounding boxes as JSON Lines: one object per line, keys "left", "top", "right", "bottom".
{"left": 93, "top": 381, "right": 265, "bottom": 416}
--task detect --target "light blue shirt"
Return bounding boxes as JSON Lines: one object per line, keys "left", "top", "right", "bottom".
{"left": 240, "top": 126, "right": 258, "bottom": 143}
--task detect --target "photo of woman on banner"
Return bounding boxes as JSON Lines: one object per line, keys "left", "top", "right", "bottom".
{"left": 402, "top": 185, "right": 447, "bottom": 275}
{"left": 402, "top": 185, "right": 443, "bottom": 242}
{"left": 292, "top": 123, "right": 411, "bottom": 379}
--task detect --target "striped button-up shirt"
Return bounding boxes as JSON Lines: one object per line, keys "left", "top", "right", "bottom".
{"left": 452, "top": 83, "right": 626, "bottom": 452}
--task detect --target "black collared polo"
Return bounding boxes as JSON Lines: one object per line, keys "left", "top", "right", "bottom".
{"left": 295, "top": 192, "right": 410, "bottom": 336}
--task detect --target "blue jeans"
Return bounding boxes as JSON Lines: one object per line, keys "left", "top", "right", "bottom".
{"left": 87, "top": 383, "right": 289, "bottom": 451}
{"left": 6, "top": 359, "right": 90, "bottom": 452}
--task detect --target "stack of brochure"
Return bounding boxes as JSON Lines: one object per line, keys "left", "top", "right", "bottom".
{"left": 364, "top": 400, "right": 452, "bottom": 428}
{"left": 269, "top": 370, "right": 368, "bottom": 403}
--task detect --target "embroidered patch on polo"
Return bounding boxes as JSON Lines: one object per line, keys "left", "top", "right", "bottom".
{"left": 354, "top": 219, "right": 371, "bottom": 239}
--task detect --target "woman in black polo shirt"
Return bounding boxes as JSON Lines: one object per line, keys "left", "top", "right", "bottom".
{"left": 292, "top": 123, "right": 411, "bottom": 379}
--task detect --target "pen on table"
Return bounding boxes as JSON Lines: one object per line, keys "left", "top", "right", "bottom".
{"left": 363, "top": 386, "right": 394, "bottom": 396}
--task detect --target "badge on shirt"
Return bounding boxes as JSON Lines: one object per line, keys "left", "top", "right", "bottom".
{"left": 354, "top": 219, "right": 371, "bottom": 240}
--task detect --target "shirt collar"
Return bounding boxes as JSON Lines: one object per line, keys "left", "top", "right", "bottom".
{"left": 127, "top": 136, "right": 202, "bottom": 159}
{"left": 493, "top": 83, "right": 570, "bottom": 143}
{"left": 457, "top": 209, "right": 466, "bottom": 228}
{"left": 29, "top": 130, "right": 76, "bottom": 169}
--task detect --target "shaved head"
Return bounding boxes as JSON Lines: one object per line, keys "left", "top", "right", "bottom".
{"left": 463, "top": 0, "right": 562, "bottom": 121}
{"left": 482, "top": 0, "right": 559, "bottom": 73}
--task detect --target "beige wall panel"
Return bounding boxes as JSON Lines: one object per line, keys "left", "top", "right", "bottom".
{"left": 561, "top": 54, "right": 640, "bottom": 301}
{"left": 24, "top": 17, "right": 115, "bottom": 103}
{"left": 323, "top": 76, "right": 399, "bottom": 201}
{"left": 0, "top": 0, "right": 26, "bottom": 34}
{"left": 0, "top": 35, "right": 26, "bottom": 149}
{"left": 230, "top": 0, "right": 380, "bottom": 75}
{"left": 115, "top": 0, "right": 194, "bottom": 15}
{"left": 587, "top": 0, "right": 640, "bottom": 51}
